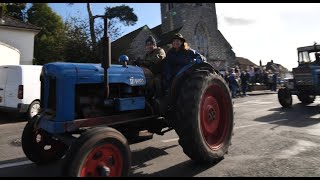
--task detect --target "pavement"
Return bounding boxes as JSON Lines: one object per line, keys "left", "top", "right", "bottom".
{"left": 246, "top": 90, "right": 277, "bottom": 96}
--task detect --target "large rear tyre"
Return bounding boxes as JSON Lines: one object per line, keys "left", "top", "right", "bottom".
{"left": 174, "top": 72, "right": 234, "bottom": 164}
{"left": 278, "top": 88, "right": 292, "bottom": 108}
{"left": 21, "top": 115, "right": 69, "bottom": 165}
{"left": 62, "top": 127, "right": 131, "bottom": 177}
{"left": 297, "top": 94, "right": 315, "bottom": 104}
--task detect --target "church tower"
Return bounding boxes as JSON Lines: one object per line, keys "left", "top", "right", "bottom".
{"left": 161, "top": 3, "right": 217, "bottom": 34}
{"left": 160, "top": 3, "right": 235, "bottom": 70}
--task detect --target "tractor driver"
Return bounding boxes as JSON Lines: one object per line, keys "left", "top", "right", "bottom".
{"left": 135, "top": 35, "right": 166, "bottom": 97}
{"left": 313, "top": 52, "right": 320, "bottom": 65}
{"left": 162, "top": 33, "right": 205, "bottom": 93}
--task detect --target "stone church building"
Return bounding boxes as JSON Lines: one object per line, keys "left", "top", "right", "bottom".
{"left": 111, "top": 3, "right": 236, "bottom": 70}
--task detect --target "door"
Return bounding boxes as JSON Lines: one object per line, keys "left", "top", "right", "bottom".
{"left": 0, "top": 66, "right": 8, "bottom": 106}
{"left": 5, "top": 67, "right": 22, "bottom": 108}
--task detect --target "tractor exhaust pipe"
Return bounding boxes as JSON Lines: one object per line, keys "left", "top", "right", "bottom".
{"left": 101, "top": 15, "right": 111, "bottom": 98}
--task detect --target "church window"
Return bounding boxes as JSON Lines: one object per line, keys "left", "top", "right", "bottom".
{"left": 168, "top": 3, "right": 174, "bottom": 10}
{"left": 195, "top": 23, "right": 209, "bottom": 57}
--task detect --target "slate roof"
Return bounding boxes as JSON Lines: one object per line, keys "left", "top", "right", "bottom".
{"left": 235, "top": 57, "right": 257, "bottom": 67}
{"left": 111, "top": 25, "right": 148, "bottom": 62}
{"left": 157, "top": 26, "right": 183, "bottom": 47}
{"left": 0, "top": 15, "right": 41, "bottom": 31}
{"left": 217, "top": 30, "right": 232, "bottom": 49}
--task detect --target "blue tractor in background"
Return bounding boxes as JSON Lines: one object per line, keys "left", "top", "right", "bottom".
{"left": 21, "top": 17, "right": 234, "bottom": 177}
{"left": 278, "top": 43, "right": 320, "bottom": 107}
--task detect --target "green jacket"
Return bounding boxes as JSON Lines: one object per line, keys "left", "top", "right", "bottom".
{"left": 138, "top": 47, "right": 166, "bottom": 74}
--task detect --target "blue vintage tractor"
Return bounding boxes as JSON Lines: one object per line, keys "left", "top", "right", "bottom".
{"left": 21, "top": 17, "right": 234, "bottom": 177}
{"left": 278, "top": 43, "right": 320, "bottom": 108}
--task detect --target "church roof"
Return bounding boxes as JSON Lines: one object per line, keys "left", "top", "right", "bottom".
{"left": 157, "top": 26, "right": 183, "bottom": 47}
{"left": 217, "top": 30, "right": 232, "bottom": 49}
{"left": 0, "top": 15, "right": 41, "bottom": 31}
{"left": 235, "top": 57, "right": 257, "bottom": 67}
{"left": 150, "top": 24, "right": 162, "bottom": 38}
{"left": 111, "top": 25, "right": 148, "bottom": 62}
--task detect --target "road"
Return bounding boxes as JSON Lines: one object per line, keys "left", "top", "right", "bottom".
{"left": 0, "top": 92, "right": 320, "bottom": 177}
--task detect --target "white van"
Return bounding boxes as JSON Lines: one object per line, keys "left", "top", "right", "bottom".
{"left": 0, "top": 65, "right": 42, "bottom": 119}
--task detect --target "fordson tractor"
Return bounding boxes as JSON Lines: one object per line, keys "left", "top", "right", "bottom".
{"left": 21, "top": 17, "right": 234, "bottom": 177}
{"left": 278, "top": 43, "right": 320, "bottom": 108}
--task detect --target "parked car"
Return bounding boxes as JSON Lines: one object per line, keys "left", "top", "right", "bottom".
{"left": 0, "top": 65, "right": 42, "bottom": 119}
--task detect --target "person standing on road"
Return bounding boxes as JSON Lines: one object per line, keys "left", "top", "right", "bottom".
{"left": 240, "top": 70, "right": 250, "bottom": 96}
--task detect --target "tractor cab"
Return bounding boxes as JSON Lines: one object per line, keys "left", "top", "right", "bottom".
{"left": 297, "top": 44, "right": 320, "bottom": 66}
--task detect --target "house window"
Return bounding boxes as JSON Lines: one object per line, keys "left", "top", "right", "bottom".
{"left": 195, "top": 23, "right": 209, "bottom": 57}
{"left": 168, "top": 3, "right": 174, "bottom": 10}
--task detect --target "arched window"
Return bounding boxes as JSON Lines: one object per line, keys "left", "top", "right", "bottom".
{"left": 168, "top": 3, "right": 174, "bottom": 10}
{"left": 194, "top": 23, "right": 209, "bottom": 57}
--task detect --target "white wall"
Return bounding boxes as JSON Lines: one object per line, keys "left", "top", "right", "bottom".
{"left": 0, "top": 28, "right": 37, "bottom": 65}
{"left": 0, "top": 41, "right": 20, "bottom": 65}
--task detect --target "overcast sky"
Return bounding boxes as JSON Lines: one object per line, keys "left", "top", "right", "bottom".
{"left": 49, "top": 3, "right": 320, "bottom": 71}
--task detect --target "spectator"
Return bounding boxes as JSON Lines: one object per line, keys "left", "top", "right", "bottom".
{"left": 240, "top": 70, "right": 250, "bottom": 96}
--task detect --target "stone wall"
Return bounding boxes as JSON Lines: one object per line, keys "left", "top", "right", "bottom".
{"left": 127, "top": 27, "right": 158, "bottom": 61}
{"left": 160, "top": 3, "right": 235, "bottom": 70}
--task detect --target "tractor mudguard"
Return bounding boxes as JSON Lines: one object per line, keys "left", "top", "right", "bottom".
{"left": 168, "top": 62, "right": 219, "bottom": 105}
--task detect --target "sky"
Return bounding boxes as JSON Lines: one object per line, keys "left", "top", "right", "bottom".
{"left": 48, "top": 3, "right": 320, "bottom": 71}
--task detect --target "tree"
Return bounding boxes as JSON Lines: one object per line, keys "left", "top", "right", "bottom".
{"left": 105, "top": 5, "right": 138, "bottom": 41}
{"left": 68, "top": 3, "right": 138, "bottom": 62}
{"left": 2, "top": 3, "right": 27, "bottom": 21}
{"left": 27, "top": 3, "right": 66, "bottom": 65}
{"left": 64, "top": 16, "right": 94, "bottom": 63}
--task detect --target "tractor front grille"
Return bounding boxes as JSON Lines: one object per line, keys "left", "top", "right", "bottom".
{"left": 47, "top": 77, "right": 56, "bottom": 112}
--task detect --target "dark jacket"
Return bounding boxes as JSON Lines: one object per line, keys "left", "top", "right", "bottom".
{"left": 163, "top": 48, "right": 203, "bottom": 81}
{"left": 136, "top": 47, "right": 166, "bottom": 74}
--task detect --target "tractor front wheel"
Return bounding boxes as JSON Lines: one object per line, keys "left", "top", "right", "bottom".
{"left": 62, "top": 127, "right": 131, "bottom": 177}
{"left": 21, "top": 115, "right": 69, "bottom": 165}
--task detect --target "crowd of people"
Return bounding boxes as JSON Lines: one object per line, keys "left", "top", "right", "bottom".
{"left": 130, "top": 33, "right": 279, "bottom": 99}
{"left": 222, "top": 66, "right": 278, "bottom": 98}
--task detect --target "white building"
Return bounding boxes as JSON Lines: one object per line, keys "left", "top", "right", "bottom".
{"left": 0, "top": 12, "right": 41, "bottom": 65}
{"left": 0, "top": 41, "right": 20, "bottom": 65}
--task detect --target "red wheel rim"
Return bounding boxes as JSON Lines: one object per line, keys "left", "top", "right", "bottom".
{"left": 80, "top": 144, "right": 123, "bottom": 177}
{"left": 200, "top": 84, "right": 230, "bottom": 150}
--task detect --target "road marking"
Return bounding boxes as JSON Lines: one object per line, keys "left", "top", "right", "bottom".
{"left": 161, "top": 138, "right": 179, "bottom": 143}
{"left": 0, "top": 160, "right": 32, "bottom": 169}
{"left": 234, "top": 119, "right": 289, "bottom": 129}
{"left": 234, "top": 100, "right": 273, "bottom": 107}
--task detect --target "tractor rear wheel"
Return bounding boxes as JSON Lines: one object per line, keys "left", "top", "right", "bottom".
{"left": 278, "top": 88, "right": 292, "bottom": 108}
{"left": 62, "top": 127, "right": 131, "bottom": 177}
{"left": 174, "top": 72, "right": 234, "bottom": 164}
{"left": 297, "top": 94, "right": 315, "bottom": 104}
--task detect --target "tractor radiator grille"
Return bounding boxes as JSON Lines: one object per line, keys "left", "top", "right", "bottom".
{"left": 47, "top": 77, "right": 56, "bottom": 112}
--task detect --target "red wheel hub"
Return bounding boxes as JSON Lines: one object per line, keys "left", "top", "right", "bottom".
{"left": 200, "top": 84, "right": 230, "bottom": 150}
{"left": 80, "top": 144, "right": 123, "bottom": 177}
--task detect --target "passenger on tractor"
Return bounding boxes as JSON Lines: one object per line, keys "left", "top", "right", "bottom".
{"left": 162, "top": 33, "right": 205, "bottom": 94}
{"left": 134, "top": 35, "right": 166, "bottom": 98}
